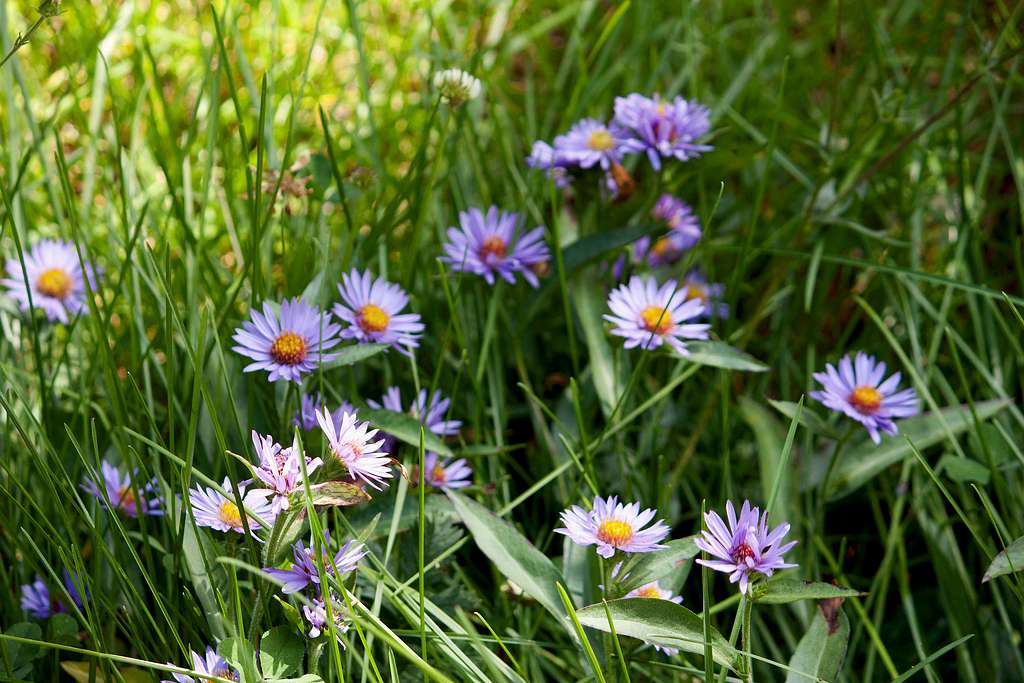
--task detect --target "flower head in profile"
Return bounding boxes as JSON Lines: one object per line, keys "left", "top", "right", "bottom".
{"left": 604, "top": 276, "right": 710, "bottom": 355}
{"left": 232, "top": 298, "right": 341, "bottom": 383}
{"left": 441, "top": 206, "right": 550, "bottom": 288}
{"left": 556, "top": 495, "right": 670, "bottom": 559}
{"left": 553, "top": 118, "right": 625, "bottom": 170}
{"left": 612, "top": 93, "right": 712, "bottom": 171}
{"left": 263, "top": 531, "right": 367, "bottom": 595}
{"left": 294, "top": 393, "right": 354, "bottom": 432}
{"left": 20, "top": 577, "right": 58, "bottom": 619}
{"left": 682, "top": 269, "right": 728, "bottom": 319}
{"left": 189, "top": 477, "right": 276, "bottom": 534}
{"left": 250, "top": 431, "right": 322, "bottom": 515}
{"left": 369, "top": 387, "right": 461, "bottom": 439}
{"left": 317, "top": 408, "right": 392, "bottom": 490}
{"left": 695, "top": 500, "right": 797, "bottom": 594}
{"left": 810, "top": 352, "right": 920, "bottom": 444}
{"left": 525, "top": 141, "right": 571, "bottom": 188}
{"left": 161, "top": 646, "right": 237, "bottom": 683}
{"left": 81, "top": 460, "right": 163, "bottom": 518}
{"left": 303, "top": 594, "right": 350, "bottom": 641}
{"left": 633, "top": 195, "right": 701, "bottom": 267}
{"left": 2, "top": 239, "right": 97, "bottom": 323}
{"left": 333, "top": 269, "right": 424, "bottom": 356}
{"left": 625, "top": 581, "right": 684, "bottom": 655}
{"left": 416, "top": 452, "right": 472, "bottom": 490}
{"left": 433, "top": 68, "right": 481, "bottom": 106}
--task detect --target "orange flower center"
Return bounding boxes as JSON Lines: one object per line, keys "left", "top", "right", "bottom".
{"left": 639, "top": 306, "right": 673, "bottom": 335}
{"left": 218, "top": 500, "right": 243, "bottom": 529}
{"left": 480, "top": 235, "right": 507, "bottom": 260}
{"left": 357, "top": 304, "right": 390, "bottom": 333}
{"left": 636, "top": 586, "right": 662, "bottom": 598}
{"left": 431, "top": 464, "right": 446, "bottom": 483}
{"left": 587, "top": 129, "right": 614, "bottom": 151}
{"left": 269, "top": 332, "right": 307, "bottom": 365}
{"left": 115, "top": 486, "right": 136, "bottom": 511}
{"left": 596, "top": 519, "right": 634, "bottom": 547}
{"left": 686, "top": 282, "right": 708, "bottom": 303}
{"left": 849, "top": 385, "right": 882, "bottom": 414}
{"left": 36, "top": 268, "right": 72, "bottom": 299}
{"left": 651, "top": 236, "right": 676, "bottom": 257}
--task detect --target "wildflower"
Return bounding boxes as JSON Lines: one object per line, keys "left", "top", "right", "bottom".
{"left": 162, "top": 646, "right": 237, "bottom": 683}
{"left": 682, "top": 269, "right": 728, "bottom": 319}
{"left": 20, "top": 577, "right": 58, "bottom": 619}
{"left": 810, "top": 352, "right": 920, "bottom": 444}
{"left": 189, "top": 477, "right": 275, "bottom": 534}
{"left": 416, "top": 452, "right": 472, "bottom": 490}
{"left": 250, "top": 431, "right": 322, "bottom": 515}
{"left": 264, "top": 532, "right": 367, "bottom": 594}
{"left": 333, "top": 269, "right": 424, "bottom": 356}
{"left": 525, "top": 141, "right": 571, "bottom": 188}
{"left": 556, "top": 495, "right": 670, "bottom": 559}
{"left": 294, "top": 393, "right": 354, "bottom": 432}
{"left": 369, "top": 387, "right": 461, "bottom": 437}
{"left": 303, "top": 594, "right": 350, "bottom": 641}
{"left": 231, "top": 298, "right": 341, "bottom": 384}
{"left": 1, "top": 239, "right": 96, "bottom": 323}
{"left": 695, "top": 500, "right": 797, "bottom": 595}
{"left": 441, "top": 206, "right": 550, "bottom": 287}
{"left": 434, "top": 68, "right": 481, "bottom": 106}
{"left": 316, "top": 408, "right": 392, "bottom": 490}
{"left": 625, "top": 581, "right": 684, "bottom": 655}
{"left": 612, "top": 94, "right": 712, "bottom": 171}
{"left": 553, "top": 118, "right": 625, "bottom": 170}
{"left": 80, "top": 459, "right": 163, "bottom": 518}
{"left": 604, "top": 275, "right": 710, "bottom": 355}
{"left": 632, "top": 195, "right": 701, "bottom": 267}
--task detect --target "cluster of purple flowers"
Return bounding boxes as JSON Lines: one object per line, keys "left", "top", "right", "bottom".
{"left": 19, "top": 570, "right": 87, "bottom": 620}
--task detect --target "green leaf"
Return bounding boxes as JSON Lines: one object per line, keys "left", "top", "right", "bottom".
{"left": 361, "top": 407, "right": 453, "bottom": 457}
{"left": 2, "top": 622, "right": 42, "bottom": 673}
{"left": 447, "top": 492, "right": 567, "bottom": 626}
{"left": 938, "top": 454, "right": 990, "bottom": 485}
{"left": 571, "top": 280, "right": 622, "bottom": 417}
{"left": 575, "top": 598, "right": 741, "bottom": 671}
{"left": 46, "top": 613, "right": 79, "bottom": 647}
{"left": 785, "top": 600, "right": 850, "bottom": 683}
{"left": 753, "top": 579, "right": 863, "bottom": 604}
{"left": 612, "top": 536, "right": 700, "bottom": 597}
{"left": 60, "top": 662, "right": 153, "bottom": 683}
{"left": 259, "top": 626, "right": 305, "bottom": 679}
{"left": 739, "top": 398, "right": 796, "bottom": 527}
{"left": 319, "top": 343, "right": 388, "bottom": 371}
{"left": 297, "top": 481, "right": 372, "bottom": 508}
{"left": 982, "top": 535, "right": 1024, "bottom": 583}
{"left": 182, "top": 519, "right": 229, "bottom": 640}
{"left": 827, "top": 399, "right": 1012, "bottom": 499}
{"left": 681, "top": 341, "right": 768, "bottom": 372}
{"left": 219, "top": 636, "right": 260, "bottom": 683}
{"left": 768, "top": 399, "right": 840, "bottom": 439}
{"left": 561, "top": 223, "right": 659, "bottom": 273}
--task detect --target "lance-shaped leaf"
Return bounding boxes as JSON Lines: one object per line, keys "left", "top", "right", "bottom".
{"left": 982, "top": 535, "right": 1024, "bottom": 583}
{"left": 319, "top": 343, "right": 388, "bottom": 371}
{"left": 753, "top": 579, "right": 863, "bottom": 604}
{"left": 680, "top": 341, "right": 768, "bottom": 372}
{"left": 612, "top": 536, "right": 700, "bottom": 597}
{"left": 295, "top": 481, "right": 371, "bottom": 508}
{"left": 576, "top": 598, "right": 741, "bottom": 671}
{"left": 572, "top": 281, "right": 622, "bottom": 417}
{"left": 768, "top": 399, "right": 840, "bottom": 439}
{"left": 361, "top": 407, "right": 453, "bottom": 457}
{"left": 785, "top": 598, "right": 850, "bottom": 683}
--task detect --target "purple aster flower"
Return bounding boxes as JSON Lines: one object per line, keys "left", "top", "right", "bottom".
{"left": 161, "top": 646, "right": 237, "bottom": 683}
{"left": 604, "top": 275, "right": 710, "bottom": 355}
{"left": 1, "top": 239, "right": 97, "bottom": 323}
{"left": 61, "top": 569, "right": 88, "bottom": 609}
{"left": 556, "top": 495, "right": 670, "bottom": 559}
{"left": 441, "top": 206, "right": 550, "bottom": 288}
{"left": 250, "top": 431, "right": 322, "bottom": 515}
{"left": 695, "top": 500, "right": 797, "bottom": 595}
{"left": 632, "top": 195, "right": 701, "bottom": 267}
{"left": 80, "top": 459, "right": 163, "bottom": 518}
{"left": 294, "top": 393, "right": 354, "bottom": 432}
{"left": 810, "top": 352, "right": 920, "bottom": 444}
{"left": 416, "top": 452, "right": 472, "bottom": 490}
{"left": 189, "top": 477, "right": 276, "bottom": 534}
{"left": 368, "top": 386, "right": 462, "bottom": 459}
{"left": 264, "top": 532, "right": 367, "bottom": 595}
{"left": 20, "top": 576, "right": 59, "bottom": 619}
{"left": 333, "top": 269, "right": 424, "bottom": 356}
{"left": 552, "top": 118, "right": 625, "bottom": 170}
{"left": 231, "top": 298, "right": 341, "bottom": 384}
{"left": 526, "top": 141, "right": 571, "bottom": 188}
{"left": 612, "top": 94, "right": 712, "bottom": 171}
{"left": 682, "top": 269, "right": 728, "bottom": 319}
{"left": 317, "top": 408, "right": 392, "bottom": 490}
{"left": 625, "top": 581, "right": 684, "bottom": 655}
{"left": 303, "top": 594, "right": 350, "bottom": 642}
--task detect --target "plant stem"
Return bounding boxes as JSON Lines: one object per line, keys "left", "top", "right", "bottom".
{"left": 741, "top": 595, "right": 754, "bottom": 683}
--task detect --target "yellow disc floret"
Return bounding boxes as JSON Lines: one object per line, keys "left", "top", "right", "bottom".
{"left": 639, "top": 306, "right": 673, "bottom": 335}
{"left": 597, "top": 519, "right": 634, "bottom": 547}
{"left": 269, "top": 332, "right": 308, "bottom": 365}
{"left": 218, "top": 500, "right": 243, "bottom": 529}
{"left": 849, "top": 385, "right": 883, "bottom": 414}
{"left": 36, "top": 268, "right": 72, "bottom": 299}
{"left": 357, "top": 304, "right": 391, "bottom": 333}
{"left": 587, "top": 129, "right": 614, "bottom": 151}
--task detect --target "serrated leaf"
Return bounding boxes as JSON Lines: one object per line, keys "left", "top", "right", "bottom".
{"left": 768, "top": 399, "right": 840, "bottom": 439}
{"left": 681, "top": 341, "right": 768, "bottom": 372}
{"left": 827, "top": 399, "right": 1011, "bottom": 499}
{"left": 572, "top": 280, "right": 622, "bottom": 417}
{"left": 259, "top": 626, "right": 305, "bottom": 679}
{"left": 575, "top": 598, "right": 741, "bottom": 671}
{"left": 754, "top": 579, "right": 862, "bottom": 604}
{"left": 785, "top": 600, "right": 850, "bottom": 683}
{"left": 361, "top": 407, "right": 453, "bottom": 457}
{"left": 612, "top": 536, "right": 700, "bottom": 597}
{"left": 447, "top": 492, "right": 567, "bottom": 627}
{"left": 982, "top": 535, "right": 1024, "bottom": 583}
{"left": 297, "top": 481, "right": 371, "bottom": 508}
{"left": 319, "top": 343, "right": 388, "bottom": 371}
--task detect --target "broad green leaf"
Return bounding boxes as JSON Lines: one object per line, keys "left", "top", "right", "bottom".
{"left": 361, "top": 407, "right": 453, "bottom": 457}
{"left": 681, "top": 341, "right": 768, "bottom": 372}
{"left": 447, "top": 492, "right": 567, "bottom": 626}
{"left": 982, "top": 535, "right": 1024, "bottom": 583}
{"left": 60, "top": 662, "right": 152, "bottom": 683}
{"left": 561, "top": 223, "right": 659, "bottom": 273}
{"left": 575, "top": 598, "right": 741, "bottom": 671}
{"left": 182, "top": 519, "right": 229, "bottom": 640}
{"left": 297, "top": 481, "right": 371, "bottom": 507}
{"left": 273, "top": 676, "right": 325, "bottom": 683}
{"left": 320, "top": 343, "right": 388, "bottom": 371}
{"left": 753, "top": 579, "right": 862, "bottom": 604}
{"left": 768, "top": 399, "right": 840, "bottom": 439}
{"left": 259, "top": 626, "right": 305, "bottom": 679}
{"left": 739, "top": 397, "right": 796, "bottom": 527}
{"left": 219, "top": 636, "right": 260, "bottom": 683}
{"left": 612, "top": 536, "right": 700, "bottom": 597}
{"left": 785, "top": 600, "right": 850, "bottom": 682}
{"left": 46, "top": 613, "right": 79, "bottom": 647}
{"left": 938, "top": 454, "right": 990, "bottom": 485}
{"left": 1, "top": 622, "right": 42, "bottom": 673}
{"left": 572, "top": 280, "right": 621, "bottom": 417}
{"left": 828, "top": 399, "right": 1011, "bottom": 499}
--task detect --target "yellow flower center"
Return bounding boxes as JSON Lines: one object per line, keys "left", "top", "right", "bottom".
{"left": 480, "top": 235, "right": 507, "bottom": 260}
{"left": 431, "top": 464, "right": 446, "bottom": 483}
{"left": 587, "top": 129, "right": 614, "bottom": 151}
{"left": 651, "top": 236, "right": 676, "bottom": 257}
{"left": 269, "top": 332, "right": 307, "bottom": 365}
{"left": 639, "top": 306, "right": 673, "bottom": 335}
{"left": 36, "top": 268, "right": 72, "bottom": 299}
{"left": 849, "top": 385, "right": 883, "bottom": 414}
{"left": 686, "top": 282, "right": 708, "bottom": 303}
{"left": 115, "top": 486, "right": 136, "bottom": 511}
{"left": 218, "top": 500, "right": 243, "bottom": 529}
{"left": 357, "top": 303, "right": 391, "bottom": 333}
{"left": 637, "top": 586, "right": 662, "bottom": 598}
{"left": 596, "top": 519, "right": 634, "bottom": 547}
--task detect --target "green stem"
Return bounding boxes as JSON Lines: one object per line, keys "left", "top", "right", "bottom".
{"left": 741, "top": 595, "right": 754, "bottom": 683}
